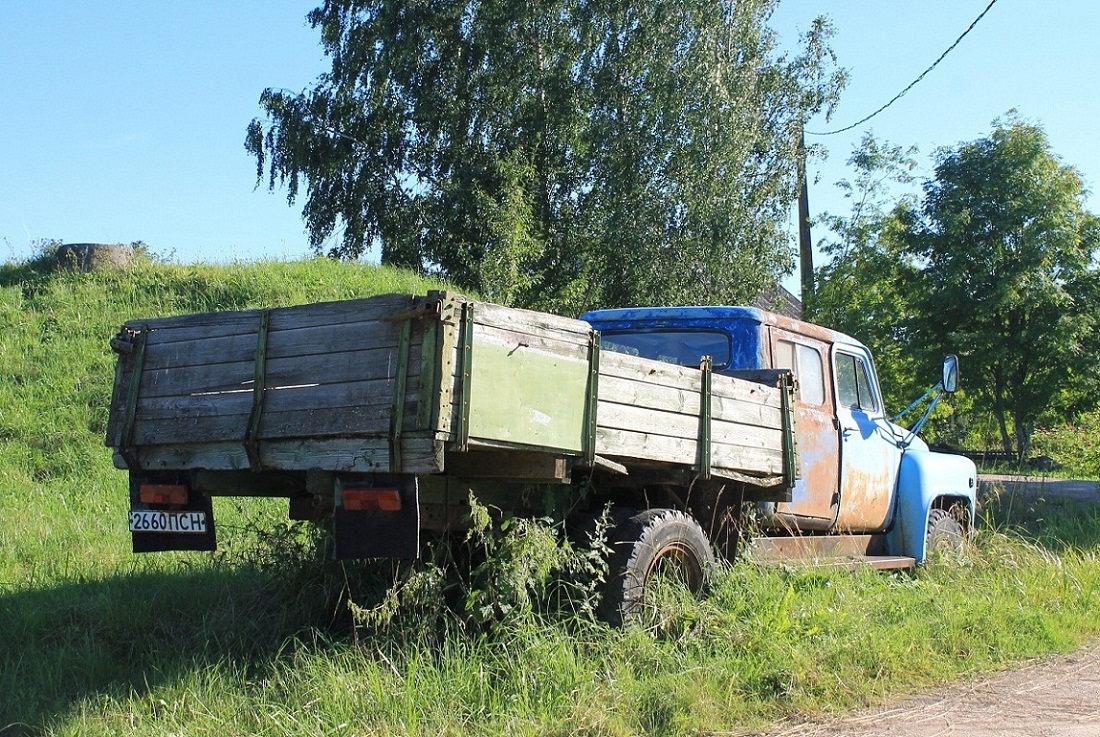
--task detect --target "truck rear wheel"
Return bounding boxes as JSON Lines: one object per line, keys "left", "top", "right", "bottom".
{"left": 601, "top": 508, "right": 715, "bottom": 627}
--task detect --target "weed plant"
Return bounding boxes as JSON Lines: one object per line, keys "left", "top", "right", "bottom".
{"left": 2, "top": 258, "right": 1100, "bottom": 735}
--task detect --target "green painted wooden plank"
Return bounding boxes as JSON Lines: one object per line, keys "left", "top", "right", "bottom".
{"left": 584, "top": 332, "right": 601, "bottom": 464}
{"left": 467, "top": 333, "right": 588, "bottom": 453}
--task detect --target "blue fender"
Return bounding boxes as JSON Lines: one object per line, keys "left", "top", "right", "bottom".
{"left": 886, "top": 449, "right": 978, "bottom": 562}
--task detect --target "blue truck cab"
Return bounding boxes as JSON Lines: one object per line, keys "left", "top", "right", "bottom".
{"left": 582, "top": 305, "right": 977, "bottom": 564}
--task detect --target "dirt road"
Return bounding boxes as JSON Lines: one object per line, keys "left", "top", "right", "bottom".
{"left": 760, "top": 475, "right": 1100, "bottom": 737}
{"left": 761, "top": 643, "right": 1100, "bottom": 737}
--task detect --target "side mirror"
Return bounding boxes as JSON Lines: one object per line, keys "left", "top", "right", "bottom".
{"left": 941, "top": 354, "right": 959, "bottom": 394}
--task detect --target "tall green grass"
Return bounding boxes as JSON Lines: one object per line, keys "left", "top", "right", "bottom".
{"left": 3, "top": 257, "right": 1100, "bottom": 736}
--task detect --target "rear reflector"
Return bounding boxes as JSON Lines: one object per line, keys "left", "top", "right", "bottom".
{"left": 342, "top": 487, "right": 402, "bottom": 512}
{"left": 139, "top": 484, "right": 189, "bottom": 506}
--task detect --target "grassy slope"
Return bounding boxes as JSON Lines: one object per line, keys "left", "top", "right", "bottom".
{"left": 2, "top": 257, "right": 1100, "bottom": 736}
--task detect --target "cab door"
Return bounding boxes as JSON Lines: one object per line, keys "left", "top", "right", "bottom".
{"left": 831, "top": 346, "right": 902, "bottom": 532}
{"left": 769, "top": 329, "right": 838, "bottom": 528}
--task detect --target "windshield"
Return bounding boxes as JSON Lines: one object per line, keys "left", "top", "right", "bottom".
{"left": 601, "top": 330, "right": 731, "bottom": 369}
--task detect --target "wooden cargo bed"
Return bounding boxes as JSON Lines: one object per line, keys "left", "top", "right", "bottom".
{"left": 107, "top": 291, "right": 794, "bottom": 485}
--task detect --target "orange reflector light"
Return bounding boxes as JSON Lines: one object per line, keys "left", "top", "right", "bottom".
{"left": 342, "top": 487, "right": 402, "bottom": 512}
{"left": 139, "top": 484, "right": 189, "bottom": 506}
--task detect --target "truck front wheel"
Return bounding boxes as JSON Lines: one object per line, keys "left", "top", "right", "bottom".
{"left": 925, "top": 506, "right": 964, "bottom": 556}
{"left": 601, "top": 508, "right": 715, "bottom": 627}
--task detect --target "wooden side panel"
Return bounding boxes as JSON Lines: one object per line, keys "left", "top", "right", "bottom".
{"left": 107, "top": 293, "right": 454, "bottom": 473}
{"left": 474, "top": 301, "right": 591, "bottom": 341}
{"left": 595, "top": 350, "right": 786, "bottom": 478}
{"left": 107, "top": 295, "right": 414, "bottom": 439}
{"left": 464, "top": 304, "right": 591, "bottom": 453}
{"left": 126, "top": 436, "right": 443, "bottom": 474}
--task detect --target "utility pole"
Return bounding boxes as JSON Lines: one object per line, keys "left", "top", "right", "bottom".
{"left": 798, "top": 129, "right": 814, "bottom": 306}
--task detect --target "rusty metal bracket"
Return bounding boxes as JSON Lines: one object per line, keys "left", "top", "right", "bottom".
{"left": 243, "top": 309, "right": 271, "bottom": 472}
{"left": 382, "top": 296, "right": 444, "bottom": 323}
{"left": 110, "top": 326, "right": 139, "bottom": 355}
{"left": 697, "top": 356, "right": 713, "bottom": 480}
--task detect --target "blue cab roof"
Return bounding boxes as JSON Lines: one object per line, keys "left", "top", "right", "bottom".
{"left": 581, "top": 306, "right": 772, "bottom": 371}
{"left": 580, "top": 304, "right": 861, "bottom": 346}
{"left": 580, "top": 305, "right": 768, "bottom": 329}
{"left": 580, "top": 305, "right": 866, "bottom": 372}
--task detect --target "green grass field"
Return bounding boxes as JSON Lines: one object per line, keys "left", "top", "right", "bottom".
{"left": 3, "top": 256, "right": 1100, "bottom": 736}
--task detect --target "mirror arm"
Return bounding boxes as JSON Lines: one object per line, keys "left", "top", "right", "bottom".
{"left": 907, "top": 386, "right": 944, "bottom": 438}
{"left": 893, "top": 382, "right": 945, "bottom": 449}
{"left": 892, "top": 382, "right": 940, "bottom": 424}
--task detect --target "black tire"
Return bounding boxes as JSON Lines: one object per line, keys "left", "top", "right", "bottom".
{"left": 600, "top": 508, "right": 715, "bottom": 627}
{"left": 925, "top": 507, "right": 964, "bottom": 556}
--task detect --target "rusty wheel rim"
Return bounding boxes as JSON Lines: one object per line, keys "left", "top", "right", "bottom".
{"left": 645, "top": 540, "right": 705, "bottom": 595}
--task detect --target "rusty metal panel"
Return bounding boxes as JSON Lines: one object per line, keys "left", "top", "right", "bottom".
{"left": 832, "top": 344, "right": 902, "bottom": 532}
{"left": 769, "top": 327, "right": 839, "bottom": 525}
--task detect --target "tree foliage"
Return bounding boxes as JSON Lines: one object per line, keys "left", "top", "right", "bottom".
{"left": 814, "top": 119, "right": 1100, "bottom": 457}
{"left": 902, "top": 115, "right": 1100, "bottom": 458}
{"left": 808, "top": 133, "right": 923, "bottom": 413}
{"left": 247, "top": 0, "right": 844, "bottom": 312}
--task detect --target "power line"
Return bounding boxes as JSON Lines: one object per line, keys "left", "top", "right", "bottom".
{"left": 807, "top": 0, "right": 1000, "bottom": 137}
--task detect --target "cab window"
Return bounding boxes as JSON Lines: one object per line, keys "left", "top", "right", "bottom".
{"left": 835, "top": 352, "right": 878, "bottom": 412}
{"left": 775, "top": 339, "right": 825, "bottom": 406}
{"left": 602, "top": 330, "right": 731, "bottom": 369}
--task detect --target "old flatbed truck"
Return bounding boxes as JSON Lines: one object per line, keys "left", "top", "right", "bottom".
{"left": 107, "top": 290, "right": 977, "bottom": 622}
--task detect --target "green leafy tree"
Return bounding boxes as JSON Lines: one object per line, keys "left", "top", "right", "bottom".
{"left": 901, "top": 114, "right": 1100, "bottom": 458}
{"left": 247, "top": 0, "right": 844, "bottom": 312}
{"left": 809, "top": 134, "right": 923, "bottom": 413}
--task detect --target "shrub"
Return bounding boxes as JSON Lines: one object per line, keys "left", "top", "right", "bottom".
{"left": 1031, "top": 413, "right": 1100, "bottom": 479}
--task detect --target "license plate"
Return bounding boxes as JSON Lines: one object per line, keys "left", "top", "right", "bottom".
{"left": 128, "top": 509, "right": 208, "bottom": 534}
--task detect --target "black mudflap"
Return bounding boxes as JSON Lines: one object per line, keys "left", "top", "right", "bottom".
{"left": 129, "top": 475, "right": 217, "bottom": 553}
{"left": 333, "top": 475, "right": 420, "bottom": 560}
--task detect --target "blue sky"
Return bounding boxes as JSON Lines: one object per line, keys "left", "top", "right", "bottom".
{"left": 2, "top": 1, "right": 1098, "bottom": 296}
{"left": 775, "top": 1, "right": 1100, "bottom": 258}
